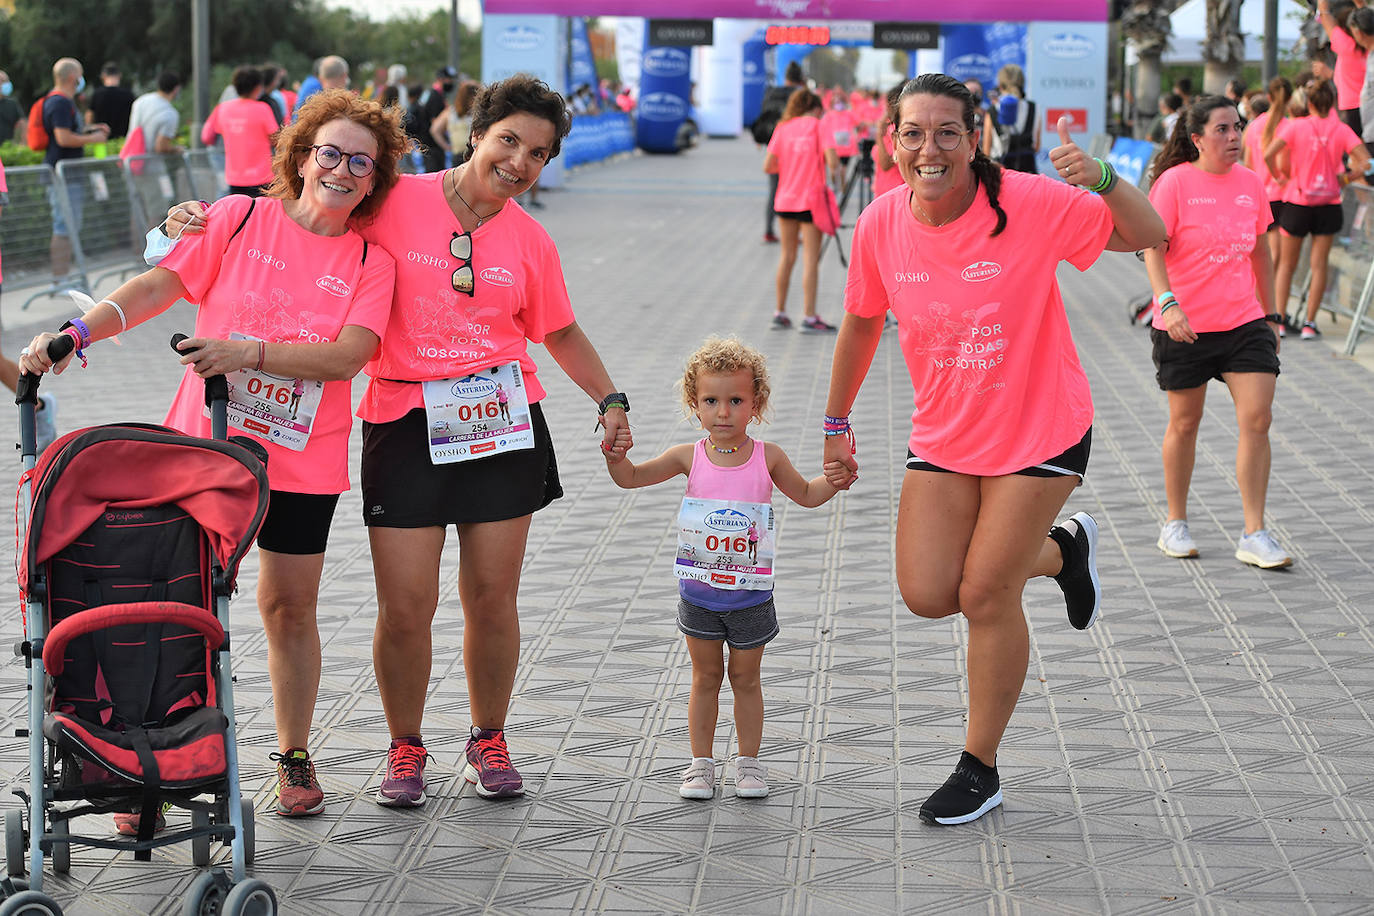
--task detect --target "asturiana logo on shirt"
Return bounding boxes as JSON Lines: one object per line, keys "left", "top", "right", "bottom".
{"left": 961, "top": 261, "right": 1002, "bottom": 282}
{"left": 704, "top": 508, "right": 752, "bottom": 532}
{"left": 1235, "top": 194, "right": 1255, "bottom": 209}
{"left": 451, "top": 376, "right": 498, "bottom": 400}
{"left": 480, "top": 266, "right": 515, "bottom": 287}
{"left": 315, "top": 275, "right": 352, "bottom": 297}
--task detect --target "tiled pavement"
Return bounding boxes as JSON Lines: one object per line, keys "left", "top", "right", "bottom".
{"left": 2, "top": 137, "right": 1374, "bottom": 914}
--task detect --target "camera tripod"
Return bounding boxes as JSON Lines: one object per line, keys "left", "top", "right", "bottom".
{"left": 821, "top": 138, "right": 877, "bottom": 268}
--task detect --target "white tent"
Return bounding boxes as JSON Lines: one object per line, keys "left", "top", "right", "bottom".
{"left": 1127, "top": 0, "right": 1307, "bottom": 65}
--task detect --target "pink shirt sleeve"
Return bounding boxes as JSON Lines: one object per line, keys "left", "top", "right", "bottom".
{"left": 159, "top": 195, "right": 253, "bottom": 302}
{"left": 516, "top": 234, "right": 575, "bottom": 342}
{"left": 843, "top": 204, "right": 890, "bottom": 319}
{"left": 200, "top": 106, "right": 219, "bottom": 146}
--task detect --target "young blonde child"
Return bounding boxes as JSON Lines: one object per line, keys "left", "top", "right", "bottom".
{"left": 604, "top": 337, "right": 843, "bottom": 799}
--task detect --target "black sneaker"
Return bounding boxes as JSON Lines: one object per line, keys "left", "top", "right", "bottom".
{"left": 919, "top": 751, "right": 1002, "bottom": 825}
{"left": 1049, "top": 511, "right": 1100, "bottom": 630}
{"left": 771, "top": 313, "right": 792, "bottom": 330}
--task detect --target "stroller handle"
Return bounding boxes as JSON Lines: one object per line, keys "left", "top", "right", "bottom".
{"left": 15, "top": 334, "right": 76, "bottom": 406}
{"left": 170, "top": 334, "right": 229, "bottom": 440}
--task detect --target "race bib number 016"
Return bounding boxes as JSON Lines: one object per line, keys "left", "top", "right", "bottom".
{"left": 422, "top": 361, "right": 534, "bottom": 465}
{"left": 213, "top": 333, "right": 322, "bottom": 452}
{"left": 675, "top": 498, "right": 774, "bottom": 590}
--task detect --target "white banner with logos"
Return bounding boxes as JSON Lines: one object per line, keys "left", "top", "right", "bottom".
{"left": 1026, "top": 22, "right": 1107, "bottom": 176}
{"left": 482, "top": 14, "right": 568, "bottom": 187}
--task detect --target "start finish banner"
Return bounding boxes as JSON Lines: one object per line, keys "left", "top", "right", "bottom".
{"left": 484, "top": 1, "right": 1106, "bottom": 21}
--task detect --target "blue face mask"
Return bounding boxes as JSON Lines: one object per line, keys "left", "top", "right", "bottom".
{"left": 75, "top": 76, "right": 86, "bottom": 95}
{"left": 0, "top": 83, "right": 11, "bottom": 97}
{"left": 144, "top": 219, "right": 183, "bottom": 266}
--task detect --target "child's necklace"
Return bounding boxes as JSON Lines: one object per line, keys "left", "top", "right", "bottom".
{"left": 706, "top": 437, "right": 741, "bottom": 454}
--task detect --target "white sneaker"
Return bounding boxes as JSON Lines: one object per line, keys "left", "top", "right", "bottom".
{"left": 733, "top": 757, "right": 769, "bottom": 798}
{"left": 1235, "top": 529, "right": 1293, "bottom": 569}
{"left": 1157, "top": 520, "right": 1198, "bottom": 558}
{"left": 679, "top": 758, "right": 716, "bottom": 800}
{"left": 34, "top": 392, "right": 58, "bottom": 456}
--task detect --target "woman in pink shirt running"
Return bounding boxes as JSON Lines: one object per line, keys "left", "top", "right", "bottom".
{"left": 764, "top": 88, "right": 840, "bottom": 332}
{"left": 1145, "top": 95, "right": 1288, "bottom": 569}
{"left": 822, "top": 74, "right": 1164, "bottom": 826}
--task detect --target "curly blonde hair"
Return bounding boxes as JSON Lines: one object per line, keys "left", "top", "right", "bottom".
{"left": 262, "top": 88, "right": 410, "bottom": 225}
{"left": 677, "top": 337, "right": 772, "bottom": 422}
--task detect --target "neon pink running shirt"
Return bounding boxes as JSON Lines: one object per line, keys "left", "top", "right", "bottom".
{"left": 159, "top": 195, "right": 396, "bottom": 493}
{"left": 843, "top": 170, "right": 1112, "bottom": 476}
{"left": 768, "top": 116, "right": 831, "bottom": 212}
{"left": 0, "top": 158, "right": 7, "bottom": 284}
{"left": 871, "top": 132, "right": 903, "bottom": 198}
{"left": 1242, "top": 111, "right": 1283, "bottom": 202}
{"left": 1148, "top": 163, "right": 1268, "bottom": 333}
{"left": 1330, "top": 27, "right": 1367, "bottom": 111}
{"left": 1277, "top": 115, "right": 1360, "bottom": 205}
{"left": 356, "top": 171, "right": 576, "bottom": 424}
{"left": 821, "top": 109, "right": 858, "bottom": 157}
{"left": 201, "top": 98, "right": 278, "bottom": 187}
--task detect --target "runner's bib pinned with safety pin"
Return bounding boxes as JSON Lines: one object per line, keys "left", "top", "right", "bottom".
{"left": 212, "top": 333, "right": 323, "bottom": 452}
{"left": 422, "top": 360, "right": 534, "bottom": 465}
{"left": 675, "top": 498, "right": 774, "bottom": 591}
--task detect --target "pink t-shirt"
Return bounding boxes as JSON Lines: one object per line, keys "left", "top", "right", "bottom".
{"left": 768, "top": 116, "right": 831, "bottom": 212}
{"left": 1148, "top": 163, "right": 1268, "bottom": 334}
{"left": 1242, "top": 111, "right": 1283, "bottom": 202}
{"left": 1331, "top": 27, "right": 1367, "bottom": 111}
{"left": 820, "top": 109, "right": 858, "bottom": 157}
{"left": 159, "top": 195, "right": 396, "bottom": 493}
{"left": 1277, "top": 115, "right": 1360, "bottom": 205}
{"left": 871, "top": 132, "right": 903, "bottom": 198}
{"left": 844, "top": 170, "right": 1112, "bottom": 476}
{"left": 0, "top": 157, "right": 7, "bottom": 285}
{"left": 356, "top": 171, "right": 576, "bottom": 424}
{"left": 201, "top": 98, "right": 278, "bottom": 187}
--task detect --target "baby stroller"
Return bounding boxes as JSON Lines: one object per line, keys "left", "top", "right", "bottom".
{"left": 3, "top": 335, "right": 275, "bottom": 915}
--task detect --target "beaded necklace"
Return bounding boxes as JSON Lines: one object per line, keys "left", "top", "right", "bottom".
{"left": 706, "top": 438, "right": 741, "bottom": 454}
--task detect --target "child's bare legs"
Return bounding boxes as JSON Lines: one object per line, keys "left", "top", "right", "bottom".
{"left": 727, "top": 645, "right": 765, "bottom": 757}
{"left": 685, "top": 635, "right": 725, "bottom": 758}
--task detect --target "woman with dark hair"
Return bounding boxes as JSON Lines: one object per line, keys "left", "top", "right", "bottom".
{"left": 1242, "top": 77, "right": 1293, "bottom": 268}
{"left": 169, "top": 75, "right": 631, "bottom": 808}
{"left": 23, "top": 89, "right": 407, "bottom": 821}
{"left": 1264, "top": 79, "right": 1369, "bottom": 339}
{"left": 201, "top": 65, "right": 279, "bottom": 196}
{"left": 763, "top": 87, "right": 841, "bottom": 331}
{"left": 820, "top": 73, "right": 1163, "bottom": 825}
{"left": 1317, "top": 0, "right": 1368, "bottom": 135}
{"left": 1144, "top": 96, "right": 1287, "bottom": 568}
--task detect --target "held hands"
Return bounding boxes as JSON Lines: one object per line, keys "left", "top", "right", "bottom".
{"left": 598, "top": 409, "right": 632, "bottom": 462}
{"left": 175, "top": 336, "right": 255, "bottom": 378}
{"left": 822, "top": 434, "right": 858, "bottom": 490}
{"left": 1047, "top": 117, "right": 1092, "bottom": 187}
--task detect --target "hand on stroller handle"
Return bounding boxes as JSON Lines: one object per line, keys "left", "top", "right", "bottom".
{"left": 15, "top": 335, "right": 74, "bottom": 406}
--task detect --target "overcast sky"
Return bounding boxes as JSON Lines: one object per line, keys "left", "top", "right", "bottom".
{"left": 325, "top": 0, "right": 482, "bottom": 25}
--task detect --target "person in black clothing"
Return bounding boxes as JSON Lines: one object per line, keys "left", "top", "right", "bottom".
{"left": 411, "top": 66, "right": 457, "bottom": 173}
{"left": 88, "top": 61, "right": 133, "bottom": 139}
{"left": 755, "top": 61, "right": 806, "bottom": 243}
{"left": 0, "top": 71, "right": 21, "bottom": 144}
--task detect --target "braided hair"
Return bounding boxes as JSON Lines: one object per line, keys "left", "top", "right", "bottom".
{"left": 888, "top": 73, "right": 1007, "bottom": 236}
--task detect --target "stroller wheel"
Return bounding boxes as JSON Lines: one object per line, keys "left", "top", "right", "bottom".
{"left": 238, "top": 800, "right": 254, "bottom": 867}
{"left": 4, "top": 811, "right": 23, "bottom": 877}
{"left": 182, "top": 869, "right": 230, "bottom": 916}
{"left": 47, "top": 821, "right": 67, "bottom": 876}
{"left": 190, "top": 808, "right": 210, "bottom": 868}
{"left": 0, "top": 890, "right": 63, "bottom": 915}
{"left": 222, "top": 879, "right": 276, "bottom": 916}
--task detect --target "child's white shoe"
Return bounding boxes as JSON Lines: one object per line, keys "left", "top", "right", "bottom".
{"left": 679, "top": 757, "right": 716, "bottom": 799}
{"left": 733, "top": 756, "right": 769, "bottom": 798}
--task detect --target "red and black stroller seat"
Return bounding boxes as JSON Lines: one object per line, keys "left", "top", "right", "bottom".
{"left": 18, "top": 423, "right": 267, "bottom": 833}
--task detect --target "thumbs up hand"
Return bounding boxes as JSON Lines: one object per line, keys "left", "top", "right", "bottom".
{"left": 1048, "top": 114, "right": 1091, "bottom": 186}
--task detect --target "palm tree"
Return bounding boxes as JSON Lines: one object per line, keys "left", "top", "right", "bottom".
{"left": 1202, "top": 0, "right": 1246, "bottom": 93}
{"left": 1122, "top": 1, "right": 1173, "bottom": 138}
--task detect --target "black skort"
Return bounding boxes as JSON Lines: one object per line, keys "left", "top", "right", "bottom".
{"left": 361, "top": 402, "right": 562, "bottom": 528}
{"left": 1151, "top": 317, "right": 1280, "bottom": 390}
{"left": 1278, "top": 201, "right": 1342, "bottom": 237}
{"left": 907, "top": 427, "right": 1091, "bottom": 479}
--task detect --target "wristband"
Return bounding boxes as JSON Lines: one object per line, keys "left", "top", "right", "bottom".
{"left": 1155, "top": 290, "right": 1175, "bottom": 308}
{"left": 1089, "top": 158, "right": 1118, "bottom": 194}
{"left": 59, "top": 326, "right": 88, "bottom": 368}
{"left": 1158, "top": 300, "right": 1179, "bottom": 316}
{"left": 98, "top": 298, "right": 127, "bottom": 332}
{"left": 1264, "top": 313, "right": 1285, "bottom": 325}
{"left": 598, "top": 392, "right": 629, "bottom": 414}
{"left": 255, "top": 340, "right": 266, "bottom": 372}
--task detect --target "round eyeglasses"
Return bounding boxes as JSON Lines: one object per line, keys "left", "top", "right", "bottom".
{"left": 310, "top": 144, "right": 376, "bottom": 178}
{"left": 895, "top": 127, "right": 969, "bottom": 152}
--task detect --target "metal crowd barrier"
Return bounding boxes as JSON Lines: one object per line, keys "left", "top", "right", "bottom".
{"left": 124, "top": 153, "right": 198, "bottom": 233}
{"left": 181, "top": 148, "right": 230, "bottom": 203}
{"left": 1321, "top": 183, "right": 1374, "bottom": 354}
{"left": 1, "top": 165, "right": 72, "bottom": 303}
{"left": 53, "top": 157, "right": 144, "bottom": 296}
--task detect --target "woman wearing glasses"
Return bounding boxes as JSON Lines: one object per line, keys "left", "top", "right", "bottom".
{"left": 21, "top": 89, "right": 406, "bottom": 821}
{"left": 821, "top": 74, "right": 1164, "bottom": 825}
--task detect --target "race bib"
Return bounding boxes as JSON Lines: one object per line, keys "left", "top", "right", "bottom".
{"left": 213, "top": 334, "right": 322, "bottom": 452}
{"left": 675, "top": 498, "right": 774, "bottom": 591}
{"left": 422, "top": 360, "right": 534, "bottom": 465}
